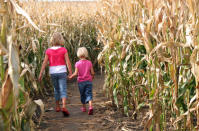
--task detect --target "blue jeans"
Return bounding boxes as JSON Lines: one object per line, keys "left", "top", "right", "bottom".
{"left": 51, "top": 73, "right": 67, "bottom": 101}
{"left": 78, "top": 81, "right": 93, "bottom": 104}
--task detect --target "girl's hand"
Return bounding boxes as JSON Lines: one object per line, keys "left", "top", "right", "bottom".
{"left": 38, "top": 54, "right": 48, "bottom": 82}
{"left": 38, "top": 74, "right": 42, "bottom": 82}
{"left": 68, "top": 75, "right": 72, "bottom": 80}
{"left": 68, "top": 68, "right": 78, "bottom": 80}
{"left": 69, "top": 73, "right": 72, "bottom": 77}
{"left": 67, "top": 73, "right": 72, "bottom": 78}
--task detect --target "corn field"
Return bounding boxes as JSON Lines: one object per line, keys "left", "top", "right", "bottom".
{"left": 0, "top": 0, "right": 199, "bottom": 130}
{"left": 97, "top": 0, "right": 199, "bottom": 130}
{"left": 0, "top": 1, "right": 100, "bottom": 130}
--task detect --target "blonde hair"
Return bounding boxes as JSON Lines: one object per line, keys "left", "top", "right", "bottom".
{"left": 77, "top": 47, "right": 88, "bottom": 58}
{"left": 50, "top": 32, "right": 64, "bottom": 46}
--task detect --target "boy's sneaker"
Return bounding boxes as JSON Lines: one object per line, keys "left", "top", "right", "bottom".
{"left": 56, "top": 107, "right": 61, "bottom": 112}
{"left": 62, "top": 108, "right": 70, "bottom": 117}
{"left": 81, "top": 107, "right": 86, "bottom": 112}
{"left": 88, "top": 107, "right": 93, "bottom": 115}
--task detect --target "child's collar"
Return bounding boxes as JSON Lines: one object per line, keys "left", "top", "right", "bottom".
{"left": 80, "top": 58, "right": 86, "bottom": 60}
{"left": 50, "top": 46, "right": 61, "bottom": 50}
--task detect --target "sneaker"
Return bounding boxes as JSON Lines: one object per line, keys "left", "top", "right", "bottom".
{"left": 62, "top": 108, "right": 70, "bottom": 117}
{"left": 81, "top": 107, "right": 86, "bottom": 112}
{"left": 56, "top": 107, "right": 61, "bottom": 112}
{"left": 88, "top": 107, "right": 93, "bottom": 115}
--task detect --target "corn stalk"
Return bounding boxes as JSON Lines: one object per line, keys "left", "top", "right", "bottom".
{"left": 97, "top": 0, "right": 199, "bottom": 130}
{"left": 0, "top": 0, "right": 45, "bottom": 130}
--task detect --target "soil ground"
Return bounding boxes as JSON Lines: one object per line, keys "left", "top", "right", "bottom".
{"left": 37, "top": 74, "right": 145, "bottom": 131}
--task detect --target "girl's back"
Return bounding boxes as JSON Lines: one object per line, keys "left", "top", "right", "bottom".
{"left": 75, "top": 59, "right": 92, "bottom": 82}
{"left": 46, "top": 47, "right": 67, "bottom": 66}
{"left": 46, "top": 47, "right": 68, "bottom": 74}
{"left": 69, "top": 47, "right": 94, "bottom": 115}
{"left": 39, "top": 32, "right": 72, "bottom": 116}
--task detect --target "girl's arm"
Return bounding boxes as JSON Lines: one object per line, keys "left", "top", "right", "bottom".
{"left": 39, "top": 54, "right": 48, "bottom": 81}
{"left": 65, "top": 52, "right": 72, "bottom": 76}
{"left": 69, "top": 68, "right": 78, "bottom": 79}
{"left": 91, "top": 66, "right": 95, "bottom": 79}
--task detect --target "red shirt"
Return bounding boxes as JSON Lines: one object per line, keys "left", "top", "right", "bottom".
{"left": 46, "top": 47, "right": 67, "bottom": 66}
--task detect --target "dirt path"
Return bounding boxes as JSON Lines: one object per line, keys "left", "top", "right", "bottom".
{"left": 38, "top": 74, "right": 144, "bottom": 131}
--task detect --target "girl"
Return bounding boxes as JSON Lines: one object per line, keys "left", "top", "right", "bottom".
{"left": 69, "top": 47, "right": 95, "bottom": 115}
{"left": 39, "top": 32, "right": 72, "bottom": 116}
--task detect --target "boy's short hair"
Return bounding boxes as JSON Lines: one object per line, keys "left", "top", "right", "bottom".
{"left": 77, "top": 47, "right": 88, "bottom": 58}
{"left": 50, "top": 32, "right": 64, "bottom": 46}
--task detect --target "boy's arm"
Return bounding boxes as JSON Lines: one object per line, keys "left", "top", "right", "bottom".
{"left": 39, "top": 54, "right": 48, "bottom": 81}
{"left": 69, "top": 68, "right": 78, "bottom": 79}
{"left": 65, "top": 52, "right": 72, "bottom": 76}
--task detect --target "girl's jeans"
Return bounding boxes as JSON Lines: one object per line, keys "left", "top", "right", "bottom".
{"left": 50, "top": 72, "right": 67, "bottom": 101}
{"left": 78, "top": 81, "right": 93, "bottom": 104}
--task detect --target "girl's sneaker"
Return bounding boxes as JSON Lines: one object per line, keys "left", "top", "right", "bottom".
{"left": 62, "top": 108, "right": 70, "bottom": 117}
{"left": 56, "top": 107, "right": 61, "bottom": 112}
{"left": 81, "top": 107, "right": 86, "bottom": 112}
{"left": 88, "top": 107, "right": 93, "bottom": 115}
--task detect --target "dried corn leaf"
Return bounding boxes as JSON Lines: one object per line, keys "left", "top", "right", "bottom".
{"left": 190, "top": 48, "right": 199, "bottom": 83}
{"left": 8, "top": 36, "right": 20, "bottom": 98}
{"left": 10, "top": 0, "right": 45, "bottom": 33}
{"left": 33, "top": 99, "right": 44, "bottom": 125}
{"left": 20, "top": 65, "right": 38, "bottom": 91}
{"left": 1, "top": 73, "right": 13, "bottom": 111}
{"left": 0, "top": 41, "right": 7, "bottom": 56}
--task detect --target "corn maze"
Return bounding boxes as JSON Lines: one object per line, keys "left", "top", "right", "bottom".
{"left": 0, "top": 0, "right": 199, "bottom": 130}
